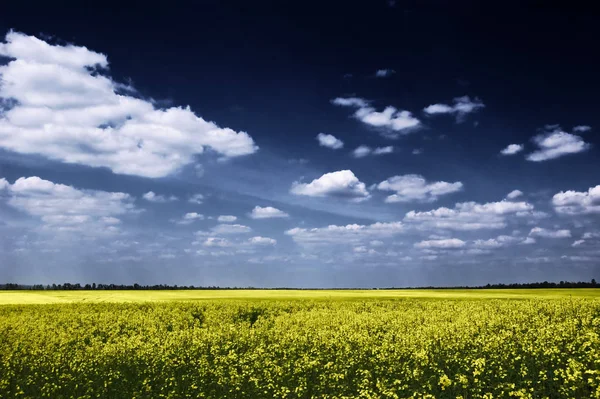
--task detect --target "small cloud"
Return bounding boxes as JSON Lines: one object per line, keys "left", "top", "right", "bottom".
{"left": 211, "top": 224, "right": 252, "bottom": 234}
{"left": 203, "top": 237, "right": 231, "bottom": 247}
{"left": 248, "top": 236, "right": 277, "bottom": 245}
{"left": 526, "top": 125, "right": 590, "bottom": 162}
{"left": 188, "top": 193, "right": 204, "bottom": 204}
{"left": 500, "top": 144, "right": 524, "bottom": 156}
{"left": 572, "top": 240, "right": 585, "bottom": 247}
{"left": 290, "top": 170, "right": 370, "bottom": 200}
{"left": 377, "top": 174, "right": 463, "bottom": 203}
{"left": 415, "top": 238, "right": 466, "bottom": 249}
{"left": 423, "top": 96, "right": 484, "bottom": 121}
{"left": 375, "top": 69, "right": 395, "bottom": 78}
{"left": 373, "top": 146, "right": 394, "bottom": 155}
{"left": 217, "top": 215, "right": 237, "bottom": 222}
{"left": 573, "top": 125, "right": 591, "bottom": 133}
{"left": 529, "top": 227, "right": 571, "bottom": 238}
{"left": 412, "top": 148, "right": 423, "bottom": 155}
{"left": 143, "top": 191, "right": 178, "bottom": 203}
{"left": 249, "top": 206, "right": 289, "bottom": 219}
{"left": 172, "top": 212, "right": 204, "bottom": 225}
{"left": 316, "top": 133, "right": 344, "bottom": 149}
{"left": 352, "top": 145, "right": 372, "bottom": 158}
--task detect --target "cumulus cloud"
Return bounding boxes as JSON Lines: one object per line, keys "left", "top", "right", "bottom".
{"left": 404, "top": 199, "right": 535, "bottom": 230}
{"left": 529, "top": 227, "right": 571, "bottom": 238}
{"left": 552, "top": 185, "right": 600, "bottom": 215}
{"left": 249, "top": 206, "right": 289, "bottom": 219}
{"left": 285, "top": 222, "right": 404, "bottom": 245}
{"left": 526, "top": 126, "right": 590, "bottom": 162}
{"left": 423, "top": 96, "right": 484, "bottom": 121}
{"left": 316, "top": 133, "right": 344, "bottom": 149}
{"left": 414, "top": 238, "right": 466, "bottom": 249}
{"left": 142, "top": 191, "right": 178, "bottom": 203}
{"left": 0, "top": 32, "right": 258, "bottom": 178}
{"left": 290, "top": 170, "right": 370, "bottom": 200}
{"left": 373, "top": 146, "right": 394, "bottom": 155}
{"left": 1, "top": 176, "right": 135, "bottom": 234}
{"left": 572, "top": 240, "right": 585, "bottom": 247}
{"left": 332, "top": 97, "right": 421, "bottom": 137}
{"left": 506, "top": 190, "right": 523, "bottom": 199}
{"left": 172, "top": 212, "right": 204, "bottom": 225}
{"left": 500, "top": 144, "right": 524, "bottom": 156}
{"left": 375, "top": 69, "right": 395, "bottom": 78}
{"left": 202, "top": 237, "right": 232, "bottom": 247}
{"left": 248, "top": 236, "right": 277, "bottom": 245}
{"left": 217, "top": 215, "right": 237, "bottom": 222}
{"left": 377, "top": 174, "right": 463, "bottom": 203}
{"left": 211, "top": 224, "right": 252, "bottom": 234}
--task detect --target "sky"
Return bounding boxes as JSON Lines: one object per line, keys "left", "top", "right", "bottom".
{"left": 0, "top": 1, "right": 599, "bottom": 287}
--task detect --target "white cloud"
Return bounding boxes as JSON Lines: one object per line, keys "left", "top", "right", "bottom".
{"left": 375, "top": 69, "right": 395, "bottom": 78}
{"left": 202, "top": 237, "right": 231, "bottom": 247}
{"left": 352, "top": 145, "right": 394, "bottom": 158}
{"left": 521, "top": 237, "right": 536, "bottom": 245}
{"left": 573, "top": 125, "right": 591, "bottom": 133}
{"left": 572, "top": 240, "right": 585, "bottom": 247}
{"left": 373, "top": 146, "right": 394, "bottom": 155}
{"left": 332, "top": 97, "right": 421, "bottom": 137}
{"left": 423, "top": 96, "right": 484, "bottom": 121}
{"left": 404, "top": 199, "right": 535, "bottom": 231}
{"left": 172, "top": 212, "right": 204, "bottom": 225}
{"left": 2, "top": 176, "right": 135, "bottom": 234}
{"left": 506, "top": 190, "right": 523, "bottom": 199}
{"left": 352, "top": 145, "right": 372, "bottom": 158}
{"left": 0, "top": 178, "right": 8, "bottom": 190}
{"left": 583, "top": 232, "right": 600, "bottom": 239}
{"left": 316, "top": 133, "right": 344, "bottom": 149}
{"left": 526, "top": 126, "right": 590, "bottom": 162}
{"left": 285, "top": 222, "right": 404, "bottom": 245}
{"left": 529, "top": 227, "right": 571, "bottom": 238}
{"left": 142, "top": 191, "right": 178, "bottom": 203}
{"left": 377, "top": 174, "right": 463, "bottom": 203}
{"left": 211, "top": 224, "right": 252, "bottom": 234}
{"left": 249, "top": 206, "right": 289, "bottom": 219}
{"left": 217, "top": 215, "right": 237, "bottom": 222}
{"left": 552, "top": 185, "right": 600, "bottom": 215}
{"left": 248, "top": 236, "right": 277, "bottom": 245}
{"left": 290, "top": 170, "right": 370, "bottom": 200}
{"left": 415, "top": 238, "right": 466, "bottom": 249}
{"left": 500, "top": 144, "right": 524, "bottom": 156}
{"left": 0, "top": 32, "right": 258, "bottom": 178}
{"left": 188, "top": 194, "right": 204, "bottom": 204}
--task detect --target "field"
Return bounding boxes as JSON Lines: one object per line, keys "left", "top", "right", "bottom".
{"left": 1, "top": 290, "right": 600, "bottom": 398}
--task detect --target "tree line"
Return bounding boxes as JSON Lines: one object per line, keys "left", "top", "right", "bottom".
{"left": 0, "top": 279, "right": 597, "bottom": 290}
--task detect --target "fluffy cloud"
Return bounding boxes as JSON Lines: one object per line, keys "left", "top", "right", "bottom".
{"left": 377, "top": 174, "right": 463, "bottom": 203}
{"left": 423, "top": 96, "right": 484, "bottom": 121}
{"left": 526, "top": 126, "right": 589, "bottom": 162}
{"left": 375, "top": 69, "right": 395, "bottom": 78}
{"left": 414, "top": 238, "right": 466, "bottom": 249}
{"left": 202, "top": 237, "right": 232, "bottom": 247}
{"left": 172, "top": 212, "right": 204, "bottom": 225}
{"left": 572, "top": 240, "right": 585, "bottom": 247}
{"left": 500, "top": 144, "right": 524, "bottom": 156}
{"left": 248, "top": 236, "right": 277, "bottom": 245}
{"left": 506, "top": 190, "right": 523, "bottom": 199}
{"left": 529, "top": 227, "right": 571, "bottom": 238}
{"left": 352, "top": 145, "right": 394, "bottom": 158}
{"left": 217, "top": 215, "right": 237, "bottom": 222}
{"left": 332, "top": 97, "right": 421, "bottom": 137}
{"left": 290, "top": 170, "right": 370, "bottom": 200}
{"left": 552, "top": 185, "right": 600, "bottom": 215}
{"left": 472, "top": 235, "right": 521, "bottom": 248}
{"left": 249, "top": 206, "right": 289, "bottom": 219}
{"left": 316, "top": 133, "right": 344, "bottom": 149}
{"left": 285, "top": 222, "right": 404, "bottom": 245}
{"left": 211, "top": 224, "right": 252, "bottom": 234}
{"left": 0, "top": 32, "right": 258, "bottom": 178}
{"left": 142, "top": 191, "right": 177, "bottom": 203}
{"left": 404, "top": 199, "right": 535, "bottom": 230}
{"left": 1, "top": 176, "right": 135, "bottom": 234}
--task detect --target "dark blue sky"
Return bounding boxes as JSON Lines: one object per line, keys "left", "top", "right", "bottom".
{"left": 0, "top": 1, "right": 598, "bottom": 287}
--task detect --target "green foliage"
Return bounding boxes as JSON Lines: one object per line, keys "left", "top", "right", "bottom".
{"left": 1, "top": 299, "right": 600, "bottom": 398}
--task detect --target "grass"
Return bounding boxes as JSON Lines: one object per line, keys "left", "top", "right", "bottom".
{"left": 1, "top": 288, "right": 599, "bottom": 304}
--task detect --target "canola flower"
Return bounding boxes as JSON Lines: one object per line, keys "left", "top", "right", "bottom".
{"left": 0, "top": 298, "right": 599, "bottom": 398}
